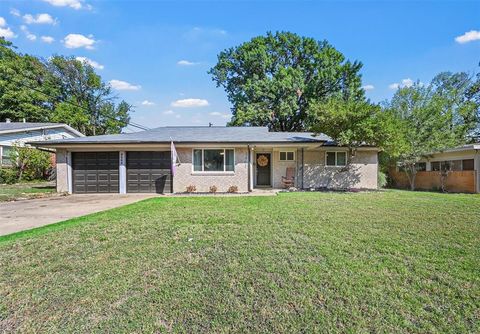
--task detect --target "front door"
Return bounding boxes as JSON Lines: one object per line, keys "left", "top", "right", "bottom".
{"left": 256, "top": 153, "right": 271, "bottom": 186}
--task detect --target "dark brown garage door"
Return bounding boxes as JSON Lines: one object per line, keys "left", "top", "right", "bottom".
{"left": 127, "top": 151, "right": 172, "bottom": 193}
{"left": 72, "top": 152, "right": 119, "bottom": 193}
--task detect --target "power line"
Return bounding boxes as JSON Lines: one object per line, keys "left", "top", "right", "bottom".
{"left": 7, "top": 77, "right": 151, "bottom": 131}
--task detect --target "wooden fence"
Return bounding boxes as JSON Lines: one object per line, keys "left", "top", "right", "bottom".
{"left": 389, "top": 170, "right": 477, "bottom": 193}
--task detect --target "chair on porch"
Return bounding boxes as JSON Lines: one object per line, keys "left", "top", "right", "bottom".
{"left": 282, "top": 167, "right": 296, "bottom": 188}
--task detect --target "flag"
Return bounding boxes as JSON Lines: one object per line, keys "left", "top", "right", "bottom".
{"left": 171, "top": 140, "right": 178, "bottom": 176}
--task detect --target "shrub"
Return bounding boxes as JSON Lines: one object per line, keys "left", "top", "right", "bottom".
{"left": 378, "top": 171, "right": 387, "bottom": 188}
{"left": 209, "top": 185, "right": 218, "bottom": 193}
{"left": 0, "top": 168, "right": 18, "bottom": 184}
{"left": 227, "top": 185, "right": 238, "bottom": 193}
{"left": 8, "top": 145, "right": 52, "bottom": 182}
{"left": 186, "top": 185, "right": 197, "bottom": 193}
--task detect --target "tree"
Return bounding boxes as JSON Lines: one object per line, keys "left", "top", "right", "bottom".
{"left": 0, "top": 38, "right": 57, "bottom": 122}
{"left": 209, "top": 31, "right": 364, "bottom": 131}
{"left": 310, "top": 99, "right": 405, "bottom": 155}
{"left": 48, "top": 56, "right": 132, "bottom": 135}
{"left": 0, "top": 38, "right": 132, "bottom": 135}
{"left": 386, "top": 72, "right": 479, "bottom": 190}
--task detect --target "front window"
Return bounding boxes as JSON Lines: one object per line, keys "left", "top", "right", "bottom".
{"left": 193, "top": 149, "right": 234, "bottom": 172}
{"left": 279, "top": 151, "right": 295, "bottom": 161}
{"left": 326, "top": 151, "right": 347, "bottom": 167}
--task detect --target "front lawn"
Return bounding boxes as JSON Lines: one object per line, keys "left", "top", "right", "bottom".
{"left": 0, "top": 181, "right": 55, "bottom": 202}
{"left": 0, "top": 191, "right": 479, "bottom": 333}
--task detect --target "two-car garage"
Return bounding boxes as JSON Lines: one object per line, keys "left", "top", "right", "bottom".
{"left": 72, "top": 151, "right": 172, "bottom": 194}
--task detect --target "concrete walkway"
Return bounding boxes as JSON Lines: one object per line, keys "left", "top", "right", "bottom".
{"left": 0, "top": 194, "right": 156, "bottom": 236}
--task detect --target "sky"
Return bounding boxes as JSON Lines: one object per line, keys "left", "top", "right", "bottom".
{"left": 0, "top": 0, "right": 479, "bottom": 132}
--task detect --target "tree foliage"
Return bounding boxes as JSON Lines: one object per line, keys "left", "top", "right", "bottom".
{"left": 209, "top": 31, "right": 364, "bottom": 131}
{"left": 8, "top": 145, "right": 52, "bottom": 181}
{"left": 0, "top": 38, "right": 132, "bottom": 135}
{"left": 385, "top": 72, "right": 479, "bottom": 190}
{"left": 310, "top": 99, "right": 405, "bottom": 155}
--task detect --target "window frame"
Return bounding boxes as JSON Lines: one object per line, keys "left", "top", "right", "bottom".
{"left": 279, "top": 150, "right": 295, "bottom": 162}
{"left": 192, "top": 148, "right": 235, "bottom": 173}
{"left": 325, "top": 151, "right": 348, "bottom": 167}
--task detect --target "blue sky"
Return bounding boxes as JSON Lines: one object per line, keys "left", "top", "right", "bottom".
{"left": 1, "top": 0, "right": 479, "bottom": 131}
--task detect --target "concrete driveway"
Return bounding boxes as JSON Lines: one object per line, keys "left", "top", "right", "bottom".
{"left": 0, "top": 194, "right": 156, "bottom": 236}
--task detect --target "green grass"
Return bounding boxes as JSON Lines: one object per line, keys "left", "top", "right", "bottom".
{"left": 0, "top": 181, "right": 55, "bottom": 202}
{"left": 0, "top": 191, "right": 479, "bottom": 333}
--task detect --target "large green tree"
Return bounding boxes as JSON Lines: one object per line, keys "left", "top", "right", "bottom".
{"left": 48, "top": 56, "right": 132, "bottom": 135}
{"left": 0, "top": 39, "right": 57, "bottom": 121}
{"left": 386, "top": 72, "right": 479, "bottom": 190}
{"left": 209, "top": 31, "right": 364, "bottom": 131}
{"left": 0, "top": 38, "right": 132, "bottom": 135}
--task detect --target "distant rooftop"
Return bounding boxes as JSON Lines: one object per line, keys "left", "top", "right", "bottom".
{"left": 0, "top": 121, "right": 84, "bottom": 137}
{"left": 31, "top": 126, "right": 333, "bottom": 145}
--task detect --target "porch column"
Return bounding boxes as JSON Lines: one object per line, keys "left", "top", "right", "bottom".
{"left": 248, "top": 146, "right": 254, "bottom": 191}
{"left": 67, "top": 151, "right": 73, "bottom": 194}
{"left": 301, "top": 147, "right": 304, "bottom": 189}
{"left": 119, "top": 151, "right": 126, "bottom": 194}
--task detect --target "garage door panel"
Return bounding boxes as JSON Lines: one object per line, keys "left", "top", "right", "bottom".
{"left": 127, "top": 151, "right": 172, "bottom": 193}
{"left": 73, "top": 152, "right": 119, "bottom": 193}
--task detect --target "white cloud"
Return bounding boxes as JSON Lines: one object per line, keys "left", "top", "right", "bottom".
{"left": 42, "top": 0, "right": 88, "bottom": 10}
{"left": 171, "top": 98, "right": 209, "bottom": 108}
{"left": 389, "top": 78, "right": 414, "bottom": 90}
{"left": 63, "top": 33, "right": 96, "bottom": 49}
{"left": 362, "top": 84, "right": 375, "bottom": 91}
{"left": 23, "top": 13, "right": 57, "bottom": 25}
{"left": 209, "top": 111, "right": 230, "bottom": 119}
{"left": 163, "top": 110, "right": 175, "bottom": 115}
{"left": 177, "top": 60, "right": 199, "bottom": 66}
{"left": 184, "top": 27, "right": 228, "bottom": 41}
{"left": 0, "top": 18, "right": 16, "bottom": 39}
{"left": 20, "top": 25, "right": 37, "bottom": 41}
{"left": 141, "top": 100, "right": 155, "bottom": 106}
{"left": 41, "top": 35, "right": 55, "bottom": 43}
{"left": 0, "top": 27, "right": 16, "bottom": 39}
{"left": 455, "top": 30, "right": 480, "bottom": 44}
{"left": 75, "top": 56, "right": 104, "bottom": 69}
{"left": 10, "top": 9, "right": 21, "bottom": 17}
{"left": 109, "top": 79, "right": 141, "bottom": 91}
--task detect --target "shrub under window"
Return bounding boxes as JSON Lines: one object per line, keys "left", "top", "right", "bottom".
{"left": 193, "top": 149, "right": 234, "bottom": 172}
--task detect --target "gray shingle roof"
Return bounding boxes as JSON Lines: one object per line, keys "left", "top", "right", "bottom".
{"left": 32, "top": 126, "right": 333, "bottom": 145}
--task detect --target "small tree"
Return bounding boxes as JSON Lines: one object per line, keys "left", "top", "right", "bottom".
{"left": 8, "top": 145, "right": 52, "bottom": 181}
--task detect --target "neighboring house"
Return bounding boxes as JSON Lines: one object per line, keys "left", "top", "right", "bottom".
{"left": 32, "top": 126, "right": 379, "bottom": 194}
{"left": 0, "top": 121, "right": 84, "bottom": 166}
{"left": 390, "top": 143, "right": 480, "bottom": 193}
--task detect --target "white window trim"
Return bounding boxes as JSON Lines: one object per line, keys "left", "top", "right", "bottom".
{"left": 325, "top": 151, "right": 347, "bottom": 167}
{"left": 279, "top": 150, "right": 295, "bottom": 161}
{"left": 192, "top": 148, "right": 235, "bottom": 174}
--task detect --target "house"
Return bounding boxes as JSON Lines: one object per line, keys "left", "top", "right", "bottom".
{"left": 32, "top": 126, "right": 379, "bottom": 194}
{"left": 390, "top": 143, "right": 480, "bottom": 193}
{"left": 0, "top": 120, "right": 84, "bottom": 166}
